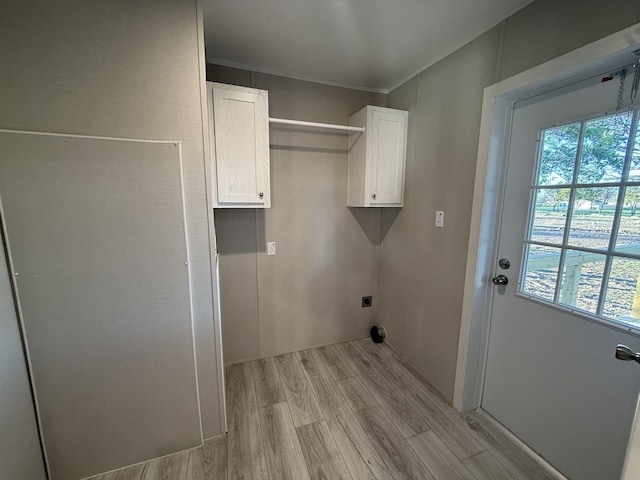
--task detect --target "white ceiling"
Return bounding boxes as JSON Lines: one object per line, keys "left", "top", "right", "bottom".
{"left": 203, "top": 0, "right": 533, "bottom": 93}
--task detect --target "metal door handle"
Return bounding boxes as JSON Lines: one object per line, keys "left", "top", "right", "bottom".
{"left": 492, "top": 274, "right": 509, "bottom": 286}
{"left": 615, "top": 344, "right": 640, "bottom": 364}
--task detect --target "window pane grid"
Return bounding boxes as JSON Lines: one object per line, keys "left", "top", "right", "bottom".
{"left": 532, "top": 181, "right": 640, "bottom": 189}
{"left": 552, "top": 249, "right": 566, "bottom": 303}
{"left": 524, "top": 240, "right": 640, "bottom": 261}
{"left": 521, "top": 108, "right": 640, "bottom": 325}
{"left": 596, "top": 256, "right": 613, "bottom": 316}
{"left": 552, "top": 122, "right": 585, "bottom": 302}
{"left": 597, "top": 111, "right": 640, "bottom": 316}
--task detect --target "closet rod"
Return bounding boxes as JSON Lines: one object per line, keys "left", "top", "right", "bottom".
{"left": 269, "top": 117, "right": 365, "bottom": 133}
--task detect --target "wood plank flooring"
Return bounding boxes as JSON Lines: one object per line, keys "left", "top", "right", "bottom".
{"left": 92, "top": 340, "right": 563, "bottom": 480}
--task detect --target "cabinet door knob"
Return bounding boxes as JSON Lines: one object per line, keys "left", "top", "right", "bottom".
{"left": 371, "top": 193, "right": 376, "bottom": 199}
{"left": 259, "top": 192, "right": 264, "bottom": 199}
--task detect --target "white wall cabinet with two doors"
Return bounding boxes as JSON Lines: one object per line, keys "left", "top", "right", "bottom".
{"left": 207, "top": 83, "right": 408, "bottom": 208}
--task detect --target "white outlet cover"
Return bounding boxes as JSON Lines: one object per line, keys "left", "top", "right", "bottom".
{"left": 267, "top": 241, "right": 276, "bottom": 256}
{"left": 435, "top": 211, "right": 444, "bottom": 228}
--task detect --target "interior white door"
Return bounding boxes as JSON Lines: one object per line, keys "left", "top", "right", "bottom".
{"left": 0, "top": 233, "right": 46, "bottom": 479}
{"left": 482, "top": 75, "right": 640, "bottom": 480}
{"left": 369, "top": 108, "right": 406, "bottom": 205}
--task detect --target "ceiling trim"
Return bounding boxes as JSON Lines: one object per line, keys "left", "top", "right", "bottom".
{"left": 206, "top": 57, "right": 389, "bottom": 95}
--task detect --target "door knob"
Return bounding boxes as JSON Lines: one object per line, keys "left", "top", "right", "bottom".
{"left": 259, "top": 192, "right": 264, "bottom": 199}
{"left": 492, "top": 274, "right": 509, "bottom": 286}
{"left": 615, "top": 344, "right": 640, "bottom": 364}
{"left": 371, "top": 193, "right": 377, "bottom": 199}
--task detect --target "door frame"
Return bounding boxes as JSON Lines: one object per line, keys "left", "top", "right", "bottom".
{"left": 454, "top": 21, "right": 640, "bottom": 413}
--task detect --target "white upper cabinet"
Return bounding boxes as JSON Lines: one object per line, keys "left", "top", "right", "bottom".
{"left": 347, "top": 106, "right": 408, "bottom": 207}
{"left": 207, "top": 82, "right": 270, "bottom": 208}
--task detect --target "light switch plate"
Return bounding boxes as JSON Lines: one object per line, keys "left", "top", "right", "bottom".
{"left": 267, "top": 241, "right": 276, "bottom": 256}
{"left": 435, "top": 211, "right": 444, "bottom": 228}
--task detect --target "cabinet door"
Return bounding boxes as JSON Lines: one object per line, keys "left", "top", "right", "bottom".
{"left": 369, "top": 108, "right": 406, "bottom": 205}
{"left": 213, "top": 86, "right": 270, "bottom": 205}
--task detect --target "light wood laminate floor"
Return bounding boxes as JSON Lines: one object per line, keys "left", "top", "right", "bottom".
{"left": 93, "top": 339, "right": 562, "bottom": 480}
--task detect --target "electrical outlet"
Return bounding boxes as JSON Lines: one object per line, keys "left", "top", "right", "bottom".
{"left": 435, "top": 210, "right": 444, "bottom": 228}
{"left": 362, "top": 296, "right": 372, "bottom": 308}
{"left": 267, "top": 241, "right": 276, "bottom": 256}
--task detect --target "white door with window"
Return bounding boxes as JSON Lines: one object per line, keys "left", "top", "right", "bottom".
{"left": 482, "top": 72, "right": 640, "bottom": 479}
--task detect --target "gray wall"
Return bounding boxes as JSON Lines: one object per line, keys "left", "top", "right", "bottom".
{"left": 208, "top": 65, "right": 386, "bottom": 363}
{"left": 0, "top": 234, "right": 46, "bottom": 480}
{"left": 381, "top": 27, "right": 504, "bottom": 401}
{"left": 381, "top": 0, "right": 640, "bottom": 401}
{"left": 0, "top": 0, "right": 223, "bottom": 473}
{"left": 1, "top": 135, "right": 203, "bottom": 480}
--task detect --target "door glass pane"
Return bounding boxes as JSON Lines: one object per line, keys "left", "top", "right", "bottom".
{"left": 578, "top": 115, "right": 632, "bottom": 183}
{"left": 567, "top": 187, "right": 619, "bottom": 249}
{"left": 522, "top": 244, "right": 561, "bottom": 301}
{"left": 558, "top": 250, "right": 606, "bottom": 314}
{"left": 521, "top": 109, "right": 640, "bottom": 330}
{"left": 537, "top": 123, "right": 579, "bottom": 185}
{"left": 530, "top": 188, "right": 569, "bottom": 244}
{"left": 616, "top": 186, "right": 640, "bottom": 250}
{"left": 603, "top": 257, "right": 640, "bottom": 324}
